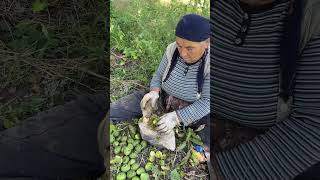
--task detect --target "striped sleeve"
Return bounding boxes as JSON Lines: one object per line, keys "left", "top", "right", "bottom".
{"left": 176, "top": 72, "right": 210, "bottom": 125}
{"left": 215, "top": 36, "right": 320, "bottom": 180}
{"left": 150, "top": 53, "right": 168, "bottom": 89}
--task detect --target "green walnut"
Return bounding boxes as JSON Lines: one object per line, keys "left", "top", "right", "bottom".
{"left": 129, "top": 125, "right": 137, "bottom": 136}
{"left": 110, "top": 135, "right": 115, "bottom": 143}
{"left": 155, "top": 151, "right": 162, "bottom": 159}
{"left": 127, "top": 143, "right": 134, "bottom": 150}
{"left": 145, "top": 162, "right": 153, "bottom": 171}
{"left": 130, "top": 152, "right": 138, "bottom": 159}
{"left": 113, "top": 131, "right": 119, "bottom": 137}
{"left": 123, "top": 156, "right": 129, "bottom": 164}
{"left": 129, "top": 158, "right": 136, "bottom": 165}
{"left": 148, "top": 156, "right": 155, "bottom": 162}
{"left": 161, "top": 165, "right": 170, "bottom": 171}
{"left": 149, "top": 151, "right": 155, "bottom": 157}
{"left": 131, "top": 163, "right": 140, "bottom": 171}
{"left": 116, "top": 172, "right": 126, "bottom": 180}
{"left": 116, "top": 135, "right": 121, "bottom": 141}
{"left": 128, "top": 138, "right": 134, "bottom": 144}
{"left": 112, "top": 155, "right": 122, "bottom": 164}
{"left": 159, "top": 160, "right": 165, "bottom": 166}
{"left": 136, "top": 167, "right": 145, "bottom": 175}
{"left": 133, "top": 140, "right": 140, "bottom": 146}
{"left": 120, "top": 164, "right": 130, "bottom": 172}
{"left": 134, "top": 134, "right": 141, "bottom": 140}
{"left": 148, "top": 114, "right": 160, "bottom": 130}
{"left": 113, "top": 141, "right": 119, "bottom": 147}
{"left": 121, "top": 136, "right": 128, "bottom": 142}
{"left": 127, "top": 169, "right": 136, "bottom": 179}
{"left": 135, "top": 144, "right": 143, "bottom": 153}
{"left": 120, "top": 142, "right": 127, "bottom": 146}
{"left": 141, "top": 141, "right": 147, "bottom": 148}
{"left": 140, "top": 173, "right": 149, "bottom": 180}
{"left": 124, "top": 147, "right": 132, "bottom": 156}
{"left": 114, "top": 146, "right": 121, "bottom": 154}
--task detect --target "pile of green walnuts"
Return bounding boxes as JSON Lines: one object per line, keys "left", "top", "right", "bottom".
{"left": 110, "top": 120, "right": 172, "bottom": 180}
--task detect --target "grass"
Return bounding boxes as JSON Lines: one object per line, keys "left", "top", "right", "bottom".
{"left": 0, "top": 0, "right": 108, "bottom": 129}
{"left": 109, "top": 0, "right": 210, "bottom": 179}
{"left": 110, "top": 0, "right": 209, "bottom": 102}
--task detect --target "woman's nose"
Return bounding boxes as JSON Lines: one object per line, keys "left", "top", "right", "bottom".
{"left": 180, "top": 49, "right": 188, "bottom": 58}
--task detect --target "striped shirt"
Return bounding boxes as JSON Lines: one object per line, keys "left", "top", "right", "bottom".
{"left": 212, "top": 0, "right": 320, "bottom": 179}
{"left": 150, "top": 53, "right": 210, "bottom": 125}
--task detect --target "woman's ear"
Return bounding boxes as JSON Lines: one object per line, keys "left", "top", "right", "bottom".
{"left": 204, "top": 38, "right": 210, "bottom": 49}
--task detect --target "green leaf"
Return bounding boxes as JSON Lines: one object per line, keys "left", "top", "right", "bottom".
{"left": 170, "top": 168, "right": 181, "bottom": 180}
{"left": 186, "top": 128, "right": 192, "bottom": 141}
{"left": 3, "top": 118, "right": 16, "bottom": 129}
{"left": 190, "top": 137, "right": 204, "bottom": 146}
{"left": 176, "top": 141, "right": 187, "bottom": 152}
{"left": 128, "top": 124, "right": 137, "bottom": 136}
{"left": 151, "top": 165, "right": 161, "bottom": 180}
{"left": 191, "top": 132, "right": 202, "bottom": 141}
{"left": 179, "top": 148, "right": 191, "bottom": 167}
{"left": 110, "top": 123, "right": 116, "bottom": 133}
{"left": 32, "top": 0, "right": 48, "bottom": 13}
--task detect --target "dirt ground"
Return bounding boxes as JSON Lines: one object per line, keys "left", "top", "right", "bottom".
{"left": 0, "top": 0, "right": 108, "bottom": 129}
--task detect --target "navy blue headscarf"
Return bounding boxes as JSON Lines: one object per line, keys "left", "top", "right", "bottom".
{"left": 175, "top": 14, "right": 210, "bottom": 42}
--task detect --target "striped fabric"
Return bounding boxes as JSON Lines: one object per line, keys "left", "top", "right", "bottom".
{"left": 150, "top": 53, "right": 210, "bottom": 125}
{"left": 212, "top": 0, "right": 320, "bottom": 179}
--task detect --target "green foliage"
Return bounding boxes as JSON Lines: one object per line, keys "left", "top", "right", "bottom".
{"left": 111, "top": 0, "right": 209, "bottom": 61}
{"left": 170, "top": 168, "right": 181, "bottom": 180}
{"left": 7, "top": 21, "right": 105, "bottom": 59}
{"left": 0, "top": 0, "right": 107, "bottom": 129}
{"left": 32, "top": 0, "right": 48, "bottom": 13}
{"left": 110, "top": 0, "right": 209, "bottom": 101}
{"left": 109, "top": 121, "right": 208, "bottom": 179}
{"left": 1, "top": 97, "right": 45, "bottom": 128}
{"left": 7, "top": 21, "right": 58, "bottom": 57}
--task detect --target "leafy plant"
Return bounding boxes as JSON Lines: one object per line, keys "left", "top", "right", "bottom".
{"left": 110, "top": 0, "right": 209, "bottom": 101}
{"left": 110, "top": 120, "right": 208, "bottom": 179}
{"left": 1, "top": 96, "right": 46, "bottom": 129}
{"left": 170, "top": 168, "right": 181, "bottom": 180}
{"left": 32, "top": 0, "right": 48, "bottom": 13}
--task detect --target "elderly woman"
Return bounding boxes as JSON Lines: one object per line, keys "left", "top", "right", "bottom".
{"left": 110, "top": 14, "right": 210, "bottom": 147}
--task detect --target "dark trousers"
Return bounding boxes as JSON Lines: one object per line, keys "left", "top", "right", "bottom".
{"left": 110, "top": 90, "right": 211, "bottom": 147}
{"left": 110, "top": 90, "right": 146, "bottom": 123}
{"left": 0, "top": 94, "right": 107, "bottom": 179}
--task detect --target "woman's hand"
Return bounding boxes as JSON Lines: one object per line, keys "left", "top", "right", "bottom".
{"left": 156, "top": 111, "right": 181, "bottom": 133}
{"left": 140, "top": 91, "right": 159, "bottom": 118}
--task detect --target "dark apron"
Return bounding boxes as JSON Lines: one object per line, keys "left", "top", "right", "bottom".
{"left": 158, "top": 90, "right": 211, "bottom": 146}
{"left": 158, "top": 90, "right": 191, "bottom": 113}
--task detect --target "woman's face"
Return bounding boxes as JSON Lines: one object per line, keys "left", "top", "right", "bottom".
{"left": 176, "top": 37, "right": 209, "bottom": 64}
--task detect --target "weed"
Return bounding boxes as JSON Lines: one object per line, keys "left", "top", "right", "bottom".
{"left": 0, "top": 0, "right": 108, "bottom": 128}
